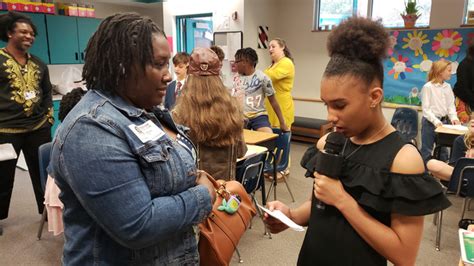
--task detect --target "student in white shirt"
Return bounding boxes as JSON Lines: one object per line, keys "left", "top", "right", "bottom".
{"left": 420, "top": 60, "right": 460, "bottom": 162}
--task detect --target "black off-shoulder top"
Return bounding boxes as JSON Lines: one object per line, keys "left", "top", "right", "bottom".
{"left": 297, "top": 131, "right": 451, "bottom": 266}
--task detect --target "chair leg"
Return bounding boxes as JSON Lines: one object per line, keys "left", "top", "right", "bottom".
{"left": 435, "top": 210, "right": 443, "bottom": 251}
{"left": 252, "top": 196, "right": 272, "bottom": 239}
{"left": 281, "top": 173, "right": 295, "bottom": 202}
{"left": 433, "top": 211, "right": 439, "bottom": 225}
{"left": 235, "top": 247, "right": 243, "bottom": 263}
{"left": 266, "top": 181, "right": 275, "bottom": 202}
{"left": 461, "top": 198, "right": 469, "bottom": 220}
{"left": 37, "top": 209, "right": 47, "bottom": 240}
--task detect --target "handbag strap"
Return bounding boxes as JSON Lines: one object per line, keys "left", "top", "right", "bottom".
{"left": 198, "top": 170, "right": 235, "bottom": 203}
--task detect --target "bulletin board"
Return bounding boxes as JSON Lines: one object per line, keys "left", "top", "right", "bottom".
{"left": 383, "top": 27, "right": 474, "bottom": 106}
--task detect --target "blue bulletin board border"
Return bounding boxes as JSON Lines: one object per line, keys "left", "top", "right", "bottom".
{"left": 383, "top": 27, "right": 474, "bottom": 106}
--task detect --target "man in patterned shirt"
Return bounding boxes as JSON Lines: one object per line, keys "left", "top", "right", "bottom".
{"left": 0, "top": 11, "right": 53, "bottom": 234}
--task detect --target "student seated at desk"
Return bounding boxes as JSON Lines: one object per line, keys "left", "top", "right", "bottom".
{"left": 420, "top": 60, "right": 460, "bottom": 162}
{"left": 427, "top": 115, "right": 474, "bottom": 181}
{"left": 173, "top": 47, "right": 247, "bottom": 181}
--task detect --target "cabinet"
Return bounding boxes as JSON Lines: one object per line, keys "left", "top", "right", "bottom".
{"left": 46, "top": 15, "right": 100, "bottom": 64}
{"left": 0, "top": 11, "right": 50, "bottom": 63}
{"left": 51, "top": 99, "right": 60, "bottom": 137}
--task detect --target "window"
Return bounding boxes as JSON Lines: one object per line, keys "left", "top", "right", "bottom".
{"left": 313, "top": 0, "right": 432, "bottom": 30}
{"left": 465, "top": 0, "right": 474, "bottom": 24}
{"left": 372, "top": 0, "right": 431, "bottom": 28}
{"left": 314, "top": 0, "right": 368, "bottom": 30}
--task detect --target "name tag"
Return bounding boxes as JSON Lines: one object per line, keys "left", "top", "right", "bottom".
{"left": 24, "top": 91, "right": 36, "bottom": 100}
{"left": 128, "top": 120, "right": 165, "bottom": 143}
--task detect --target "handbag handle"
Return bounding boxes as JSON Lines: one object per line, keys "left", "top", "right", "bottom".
{"left": 197, "top": 170, "right": 230, "bottom": 199}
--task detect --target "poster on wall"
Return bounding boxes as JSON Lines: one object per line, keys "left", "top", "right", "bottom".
{"left": 258, "top": 26, "right": 269, "bottom": 49}
{"left": 383, "top": 28, "right": 474, "bottom": 107}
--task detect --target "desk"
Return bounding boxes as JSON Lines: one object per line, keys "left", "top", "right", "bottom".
{"left": 243, "top": 129, "right": 278, "bottom": 146}
{"left": 434, "top": 126, "right": 467, "bottom": 159}
{"left": 238, "top": 144, "right": 268, "bottom": 162}
{"left": 243, "top": 130, "right": 278, "bottom": 204}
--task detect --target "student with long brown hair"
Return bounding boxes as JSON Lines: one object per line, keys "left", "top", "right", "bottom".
{"left": 173, "top": 47, "right": 247, "bottom": 181}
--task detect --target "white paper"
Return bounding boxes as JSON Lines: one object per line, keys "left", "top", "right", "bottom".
{"left": 0, "top": 143, "right": 17, "bottom": 161}
{"left": 256, "top": 203, "right": 305, "bottom": 232}
{"left": 443, "top": 124, "right": 468, "bottom": 131}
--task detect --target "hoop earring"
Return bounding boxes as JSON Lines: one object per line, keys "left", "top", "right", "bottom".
{"left": 370, "top": 104, "right": 376, "bottom": 108}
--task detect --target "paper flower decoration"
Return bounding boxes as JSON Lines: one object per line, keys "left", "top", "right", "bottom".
{"left": 402, "top": 30, "right": 429, "bottom": 56}
{"left": 388, "top": 54, "right": 413, "bottom": 80}
{"left": 432, "top": 29, "right": 463, "bottom": 58}
{"left": 388, "top": 31, "right": 399, "bottom": 56}
{"left": 413, "top": 54, "right": 433, "bottom": 72}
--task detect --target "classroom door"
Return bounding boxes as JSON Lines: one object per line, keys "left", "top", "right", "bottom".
{"left": 184, "top": 18, "right": 213, "bottom": 54}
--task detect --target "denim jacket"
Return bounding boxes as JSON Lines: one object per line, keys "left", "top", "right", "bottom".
{"left": 49, "top": 90, "right": 212, "bottom": 265}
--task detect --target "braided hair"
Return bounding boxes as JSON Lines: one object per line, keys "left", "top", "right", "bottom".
{"left": 58, "top": 88, "right": 86, "bottom": 121}
{"left": 235, "top": 47, "right": 258, "bottom": 67}
{"left": 0, "top": 11, "right": 37, "bottom": 42}
{"left": 324, "top": 17, "right": 389, "bottom": 88}
{"left": 82, "top": 12, "right": 165, "bottom": 93}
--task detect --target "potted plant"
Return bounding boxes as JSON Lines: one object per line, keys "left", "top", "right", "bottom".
{"left": 401, "top": 0, "right": 420, "bottom": 28}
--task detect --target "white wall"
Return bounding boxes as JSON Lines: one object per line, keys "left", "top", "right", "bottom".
{"left": 93, "top": 2, "right": 163, "bottom": 29}
{"left": 243, "top": 0, "right": 279, "bottom": 70}
{"left": 271, "top": 0, "right": 467, "bottom": 122}
{"left": 162, "top": 0, "right": 244, "bottom": 53}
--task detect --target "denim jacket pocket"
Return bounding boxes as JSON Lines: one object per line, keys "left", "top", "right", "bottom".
{"left": 138, "top": 142, "right": 176, "bottom": 197}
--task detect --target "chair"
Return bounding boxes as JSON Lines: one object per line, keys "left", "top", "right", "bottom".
{"left": 434, "top": 157, "right": 474, "bottom": 251}
{"left": 390, "top": 107, "right": 418, "bottom": 145}
{"left": 264, "top": 128, "right": 295, "bottom": 202}
{"left": 236, "top": 153, "right": 271, "bottom": 237}
{"left": 37, "top": 142, "right": 52, "bottom": 240}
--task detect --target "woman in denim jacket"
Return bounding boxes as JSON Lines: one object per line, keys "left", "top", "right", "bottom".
{"left": 48, "top": 13, "right": 215, "bottom": 265}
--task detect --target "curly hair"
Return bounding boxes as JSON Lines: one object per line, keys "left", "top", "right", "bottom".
{"left": 82, "top": 12, "right": 165, "bottom": 93}
{"left": 324, "top": 17, "right": 389, "bottom": 88}
{"left": 0, "top": 11, "right": 37, "bottom": 42}
{"left": 173, "top": 75, "right": 243, "bottom": 147}
{"left": 428, "top": 60, "right": 451, "bottom": 84}
{"left": 58, "top": 88, "right": 86, "bottom": 121}
{"left": 210, "top": 45, "right": 225, "bottom": 62}
{"left": 235, "top": 47, "right": 258, "bottom": 67}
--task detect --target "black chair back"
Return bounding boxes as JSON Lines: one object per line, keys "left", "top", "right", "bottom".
{"left": 391, "top": 107, "right": 418, "bottom": 143}
{"left": 447, "top": 157, "right": 474, "bottom": 197}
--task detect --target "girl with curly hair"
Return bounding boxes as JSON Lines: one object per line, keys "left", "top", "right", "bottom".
{"left": 173, "top": 47, "right": 247, "bottom": 181}
{"left": 264, "top": 17, "right": 450, "bottom": 266}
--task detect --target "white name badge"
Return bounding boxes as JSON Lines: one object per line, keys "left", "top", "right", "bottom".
{"left": 24, "top": 91, "right": 36, "bottom": 100}
{"left": 128, "top": 120, "right": 165, "bottom": 143}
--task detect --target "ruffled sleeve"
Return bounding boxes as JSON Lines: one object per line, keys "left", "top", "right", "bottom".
{"left": 341, "top": 160, "right": 451, "bottom": 216}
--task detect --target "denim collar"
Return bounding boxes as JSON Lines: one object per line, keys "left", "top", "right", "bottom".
{"left": 93, "top": 89, "right": 145, "bottom": 118}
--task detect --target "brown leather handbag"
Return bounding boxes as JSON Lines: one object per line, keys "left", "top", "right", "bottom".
{"left": 198, "top": 173, "right": 257, "bottom": 266}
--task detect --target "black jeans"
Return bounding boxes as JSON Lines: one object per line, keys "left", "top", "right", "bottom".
{"left": 0, "top": 125, "right": 51, "bottom": 219}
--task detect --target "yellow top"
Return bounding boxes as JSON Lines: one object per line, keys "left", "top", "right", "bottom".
{"left": 264, "top": 57, "right": 295, "bottom": 127}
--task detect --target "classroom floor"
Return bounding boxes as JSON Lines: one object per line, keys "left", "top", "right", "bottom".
{"left": 0, "top": 141, "right": 467, "bottom": 265}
